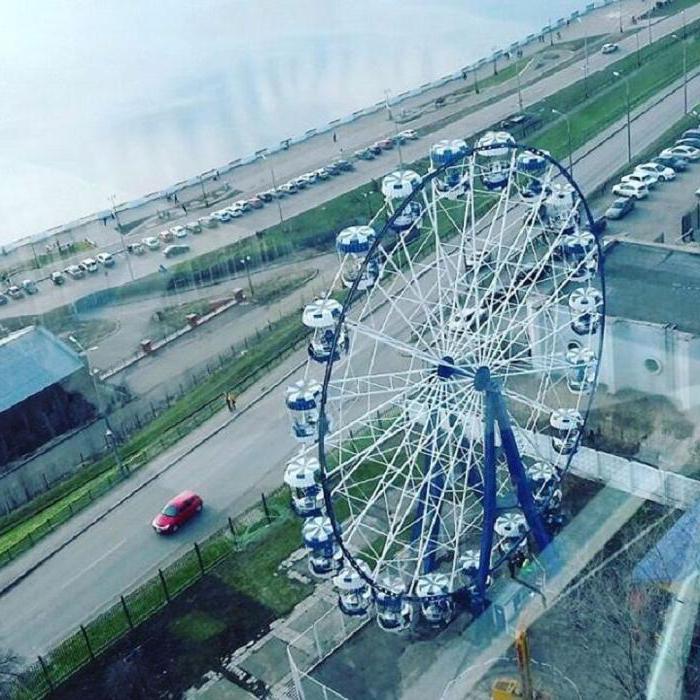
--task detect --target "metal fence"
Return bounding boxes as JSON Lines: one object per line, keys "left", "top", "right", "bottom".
{"left": 17, "top": 487, "right": 293, "bottom": 699}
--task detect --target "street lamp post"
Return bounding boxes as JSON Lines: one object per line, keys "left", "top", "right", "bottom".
{"left": 613, "top": 71, "right": 632, "bottom": 163}
{"left": 548, "top": 18, "right": 554, "bottom": 46}
{"left": 104, "top": 429, "right": 126, "bottom": 476}
{"left": 473, "top": 67, "right": 480, "bottom": 94}
{"left": 199, "top": 175, "right": 210, "bottom": 207}
{"left": 551, "top": 108, "right": 573, "bottom": 176}
{"left": 647, "top": 9, "right": 652, "bottom": 48}
{"left": 262, "top": 155, "right": 285, "bottom": 229}
{"left": 110, "top": 194, "right": 135, "bottom": 281}
{"left": 673, "top": 34, "right": 688, "bottom": 114}
{"left": 384, "top": 89, "right": 393, "bottom": 121}
{"left": 240, "top": 256, "right": 254, "bottom": 297}
{"left": 618, "top": 0, "right": 623, "bottom": 33}
{"left": 576, "top": 17, "right": 589, "bottom": 98}
{"left": 515, "top": 55, "right": 523, "bottom": 111}
{"left": 635, "top": 30, "right": 641, "bottom": 67}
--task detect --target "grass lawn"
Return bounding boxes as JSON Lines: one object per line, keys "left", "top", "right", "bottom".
{"left": 169, "top": 610, "right": 228, "bottom": 643}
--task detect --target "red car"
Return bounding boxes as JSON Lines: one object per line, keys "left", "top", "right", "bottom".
{"left": 152, "top": 490, "right": 203, "bottom": 534}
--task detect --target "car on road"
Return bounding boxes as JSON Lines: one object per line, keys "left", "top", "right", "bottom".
{"left": 354, "top": 148, "right": 375, "bottom": 160}
{"left": 170, "top": 225, "right": 188, "bottom": 238}
{"left": 398, "top": 129, "right": 419, "bottom": 140}
{"left": 279, "top": 182, "right": 298, "bottom": 194}
{"left": 211, "top": 209, "right": 232, "bottom": 223}
{"left": 159, "top": 230, "right": 174, "bottom": 243}
{"left": 375, "top": 139, "right": 394, "bottom": 150}
{"left": 292, "top": 176, "right": 310, "bottom": 189}
{"left": 198, "top": 215, "right": 217, "bottom": 228}
{"left": 185, "top": 221, "right": 202, "bottom": 234}
{"left": 660, "top": 145, "right": 700, "bottom": 161}
{"left": 601, "top": 43, "right": 619, "bottom": 54}
{"left": 79, "top": 258, "right": 99, "bottom": 273}
{"left": 163, "top": 243, "right": 191, "bottom": 258}
{"left": 653, "top": 154, "right": 688, "bottom": 172}
{"left": 142, "top": 236, "right": 161, "bottom": 250}
{"left": 64, "top": 264, "right": 85, "bottom": 279}
{"left": 50, "top": 271, "right": 65, "bottom": 285}
{"left": 247, "top": 196, "right": 264, "bottom": 209}
{"left": 635, "top": 162, "right": 675, "bottom": 182}
{"left": 152, "top": 490, "right": 203, "bottom": 534}
{"left": 682, "top": 129, "right": 700, "bottom": 140}
{"left": 234, "top": 199, "right": 253, "bottom": 212}
{"left": 332, "top": 158, "right": 354, "bottom": 172}
{"left": 391, "top": 133, "right": 407, "bottom": 145}
{"left": 677, "top": 136, "right": 700, "bottom": 148}
{"left": 6, "top": 285, "right": 23, "bottom": 300}
{"left": 224, "top": 206, "right": 244, "bottom": 218}
{"left": 611, "top": 181, "right": 649, "bottom": 199}
{"left": 0, "top": 294, "right": 7, "bottom": 305}
{"left": 621, "top": 171, "right": 658, "bottom": 189}
{"left": 314, "top": 167, "right": 331, "bottom": 180}
{"left": 127, "top": 241, "right": 146, "bottom": 255}
{"left": 257, "top": 190, "right": 275, "bottom": 202}
{"left": 96, "top": 252, "right": 115, "bottom": 266}
{"left": 21, "top": 279, "right": 38, "bottom": 294}
{"left": 368, "top": 143, "right": 383, "bottom": 155}
{"left": 605, "top": 196, "right": 635, "bottom": 220}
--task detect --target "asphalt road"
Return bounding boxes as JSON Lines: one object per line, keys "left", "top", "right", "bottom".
{"left": 4, "top": 7, "right": 700, "bottom": 660}
{"left": 1, "top": 0, "right": 694, "bottom": 321}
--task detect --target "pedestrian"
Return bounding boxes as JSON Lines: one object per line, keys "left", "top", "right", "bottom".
{"left": 224, "top": 392, "right": 232, "bottom": 412}
{"left": 182, "top": 204, "right": 188, "bottom": 214}
{"left": 227, "top": 391, "right": 237, "bottom": 411}
{"left": 332, "top": 132, "right": 337, "bottom": 143}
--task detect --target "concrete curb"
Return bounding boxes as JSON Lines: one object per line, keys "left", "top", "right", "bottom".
{"left": 0, "top": 355, "right": 307, "bottom": 598}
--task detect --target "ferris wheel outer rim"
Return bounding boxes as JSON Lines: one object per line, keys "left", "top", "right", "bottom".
{"left": 315, "top": 141, "right": 606, "bottom": 601}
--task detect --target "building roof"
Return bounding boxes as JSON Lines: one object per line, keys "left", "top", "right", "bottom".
{"left": 0, "top": 326, "right": 84, "bottom": 413}
{"left": 632, "top": 502, "right": 700, "bottom": 585}
{"left": 604, "top": 241, "right": 700, "bottom": 336}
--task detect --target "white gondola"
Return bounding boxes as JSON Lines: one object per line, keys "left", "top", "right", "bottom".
{"left": 382, "top": 170, "right": 423, "bottom": 232}
{"left": 517, "top": 149, "right": 549, "bottom": 176}
{"left": 302, "top": 516, "right": 343, "bottom": 576}
{"left": 334, "top": 560, "right": 372, "bottom": 616}
{"left": 459, "top": 549, "right": 492, "bottom": 595}
{"left": 549, "top": 408, "right": 583, "bottom": 454}
{"left": 495, "top": 511, "right": 528, "bottom": 547}
{"left": 285, "top": 379, "right": 322, "bottom": 442}
{"left": 302, "top": 298, "right": 348, "bottom": 364}
{"left": 475, "top": 130, "right": 515, "bottom": 190}
{"left": 284, "top": 454, "right": 324, "bottom": 517}
{"left": 566, "top": 346, "right": 597, "bottom": 394}
{"left": 568, "top": 286, "right": 603, "bottom": 335}
{"left": 430, "top": 139, "right": 469, "bottom": 198}
{"left": 336, "top": 226, "right": 379, "bottom": 290}
{"left": 375, "top": 575, "right": 413, "bottom": 632}
{"left": 526, "top": 461, "right": 560, "bottom": 496}
{"left": 415, "top": 573, "right": 454, "bottom": 626}
{"left": 544, "top": 183, "right": 578, "bottom": 234}
{"left": 569, "top": 255, "right": 598, "bottom": 283}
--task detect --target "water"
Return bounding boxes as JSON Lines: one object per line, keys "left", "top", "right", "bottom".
{"left": 0, "top": 0, "right": 588, "bottom": 244}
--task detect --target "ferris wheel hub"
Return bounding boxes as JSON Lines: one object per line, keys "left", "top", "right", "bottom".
{"left": 473, "top": 365, "right": 492, "bottom": 391}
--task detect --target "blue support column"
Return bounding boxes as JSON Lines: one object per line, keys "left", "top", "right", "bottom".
{"left": 476, "top": 391, "right": 497, "bottom": 603}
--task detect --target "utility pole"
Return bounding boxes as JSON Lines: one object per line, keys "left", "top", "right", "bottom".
{"left": 635, "top": 31, "right": 641, "bottom": 67}
{"left": 515, "top": 55, "right": 523, "bottom": 111}
{"left": 199, "top": 175, "right": 209, "bottom": 207}
{"left": 551, "top": 108, "right": 573, "bottom": 176}
{"left": 614, "top": 71, "right": 632, "bottom": 163}
{"left": 262, "top": 155, "right": 285, "bottom": 229}
{"left": 673, "top": 34, "right": 688, "bottom": 114}
{"left": 473, "top": 67, "right": 480, "bottom": 94}
{"left": 384, "top": 88, "right": 393, "bottom": 121}
{"left": 110, "top": 194, "right": 135, "bottom": 281}
{"left": 618, "top": 0, "right": 623, "bottom": 33}
{"left": 240, "top": 256, "right": 254, "bottom": 297}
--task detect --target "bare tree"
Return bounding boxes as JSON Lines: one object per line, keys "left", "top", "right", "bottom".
{"left": 0, "top": 646, "right": 24, "bottom": 698}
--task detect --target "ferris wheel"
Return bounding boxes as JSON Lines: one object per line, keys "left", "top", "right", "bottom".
{"left": 283, "top": 132, "right": 604, "bottom": 631}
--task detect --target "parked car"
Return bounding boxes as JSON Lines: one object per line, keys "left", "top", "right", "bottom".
{"left": 247, "top": 197, "right": 264, "bottom": 209}
{"left": 333, "top": 158, "right": 354, "bottom": 171}
{"left": 142, "top": 236, "right": 161, "bottom": 250}
{"left": 159, "top": 229, "right": 174, "bottom": 243}
{"left": 621, "top": 171, "right": 658, "bottom": 189}
{"left": 368, "top": 144, "right": 383, "bottom": 155}
{"left": 169, "top": 226, "right": 188, "bottom": 239}
{"left": 6, "top": 285, "right": 23, "bottom": 299}
{"left": 635, "top": 162, "right": 675, "bottom": 182}
{"left": 50, "top": 271, "right": 65, "bottom": 285}
{"left": 653, "top": 154, "right": 688, "bottom": 172}
{"left": 185, "top": 221, "right": 202, "bottom": 234}
{"left": 292, "top": 177, "right": 309, "bottom": 189}
{"left": 296, "top": 173, "right": 317, "bottom": 186}
{"left": 398, "top": 129, "right": 419, "bottom": 140}
{"left": 676, "top": 137, "right": 700, "bottom": 150}
{"left": 611, "top": 181, "right": 649, "bottom": 199}
{"left": 127, "top": 241, "right": 146, "bottom": 255}
{"left": 198, "top": 215, "right": 217, "bottom": 228}
{"left": 21, "top": 279, "right": 38, "bottom": 294}
{"left": 152, "top": 490, "right": 203, "bottom": 534}
{"left": 375, "top": 139, "right": 394, "bottom": 150}
{"left": 605, "top": 196, "right": 635, "bottom": 220}
{"left": 391, "top": 133, "right": 407, "bottom": 145}
{"left": 601, "top": 43, "right": 619, "bottom": 54}
{"left": 211, "top": 209, "right": 232, "bottom": 223}
{"left": 96, "top": 252, "right": 115, "bottom": 266}
{"left": 257, "top": 190, "right": 275, "bottom": 202}
{"left": 314, "top": 167, "right": 331, "bottom": 180}
{"left": 64, "top": 264, "right": 85, "bottom": 279}
{"left": 163, "top": 243, "right": 191, "bottom": 258}
{"left": 682, "top": 129, "right": 700, "bottom": 140}
{"left": 660, "top": 145, "right": 700, "bottom": 161}
{"left": 354, "top": 148, "right": 375, "bottom": 160}
{"left": 79, "top": 258, "right": 99, "bottom": 273}
{"left": 234, "top": 199, "right": 253, "bottom": 212}
{"left": 279, "top": 182, "right": 298, "bottom": 194}
{"left": 0, "top": 294, "right": 7, "bottom": 305}
{"left": 224, "top": 206, "right": 244, "bottom": 218}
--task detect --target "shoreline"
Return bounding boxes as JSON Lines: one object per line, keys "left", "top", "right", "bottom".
{"left": 2, "top": 0, "right": 621, "bottom": 256}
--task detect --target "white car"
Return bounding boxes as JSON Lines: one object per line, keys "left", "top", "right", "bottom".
{"left": 142, "top": 236, "right": 161, "bottom": 250}
{"left": 635, "top": 162, "right": 675, "bottom": 182}
{"left": 601, "top": 43, "right": 619, "bottom": 54}
{"left": 224, "top": 206, "right": 243, "bottom": 218}
{"left": 198, "top": 215, "right": 217, "bottom": 228}
{"left": 96, "top": 252, "right": 115, "bottom": 266}
{"left": 660, "top": 145, "right": 700, "bottom": 161}
{"left": 621, "top": 171, "right": 658, "bottom": 189}
{"left": 170, "top": 225, "right": 188, "bottom": 238}
{"left": 185, "top": 221, "right": 202, "bottom": 234}
{"left": 211, "top": 210, "right": 232, "bottom": 223}
{"left": 159, "top": 229, "right": 174, "bottom": 243}
{"left": 79, "top": 257, "right": 98, "bottom": 273}
{"left": 398, "top": 129, "right": 419, "bottom": 140}
{"left": 611, "top": 181, "right": 649, "bottom": 199}
{"left": 296, "top": 173, "right": 317, "bottom": 187}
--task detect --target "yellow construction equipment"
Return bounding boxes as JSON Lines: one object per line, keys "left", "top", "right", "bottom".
{"left": 491, "top": 629, "right": 552, "bottom": 700}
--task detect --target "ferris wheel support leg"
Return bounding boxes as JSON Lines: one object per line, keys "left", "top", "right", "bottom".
{"left": 492, "top": 391, "right": 551, "bottom": 551}
{"left": 475, "top": 391, "right": 498, "bottom": 607}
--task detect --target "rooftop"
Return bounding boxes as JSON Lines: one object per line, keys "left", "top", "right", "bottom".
{"left": 604, "top": 240, "right": 700, "bottom": 336}
{"left": 0, "top": 326, "right": 85, "bottom": 413}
